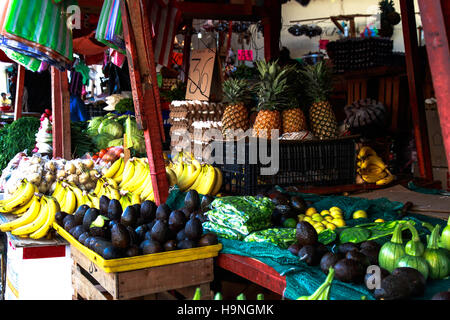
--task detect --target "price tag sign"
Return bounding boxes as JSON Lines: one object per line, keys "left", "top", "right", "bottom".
{"left": 238, "top": 49, "right": 253, "bottom": 61}
{"left": 185, "top": 49, "right": 223, "bottom": 101}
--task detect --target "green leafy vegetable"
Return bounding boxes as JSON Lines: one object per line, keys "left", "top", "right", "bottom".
{"left": 114, "top": 98, "right": 134, "bottom": 114}
{"left": 318, "top": 228, "right": 337, "bottom": 245}
{"left": 98, "top": 118, "right": 123, "bottom": 138}
{"left": 339, "top": 227, "right": 371, "bottom": 244}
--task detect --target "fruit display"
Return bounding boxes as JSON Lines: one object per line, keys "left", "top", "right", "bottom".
{"left": 33, "top": 109, "right": 53, "bottom": 154}
{"left": 298, "top": 206, "right": 347, "bottom": 234}
{"left": 54, "top": 189, "right": 218, "bottom": 260}
{"left": 298, "top": 61, "right": 338, "bottom": 140}
{"left": 344, "top": 98, "right": 386, "bottom": 129}
{"left": 252, "top": 60, "right": 294, "bottom": 139}
{"left": 221, "top": 78, "right": 252, "bottom": 140}
{"left": 356, "top": 146, "right": 395, "bottom": 185}
{"left": 0, "top": 180, "right": 58, "bottom": 239}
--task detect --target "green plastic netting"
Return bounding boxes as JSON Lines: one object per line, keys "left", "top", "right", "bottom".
{"left": 165, "top": 186, "right": 450, "bottom": 300}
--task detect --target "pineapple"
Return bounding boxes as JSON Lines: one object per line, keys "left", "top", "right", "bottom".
{"left": 253, "top": 60, "right": 294, "bottom": 139}
{"left": 221, "top": 79, "right": 252, "bottom": 140}
{"left": 282, "top": 106, "right": 307, "bottom": 133}
{"left": 299, "top": 61, "right": 338, "bottom": 139}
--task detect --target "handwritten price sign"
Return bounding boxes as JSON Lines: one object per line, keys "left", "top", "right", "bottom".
{"left": 186, "top": 49, "right": 218, "bottom": 101}
{"left": 237, "top": 49, "right": 253, "bottom": 61}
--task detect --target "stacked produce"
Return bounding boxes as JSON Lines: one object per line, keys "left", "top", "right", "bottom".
{"left": 33, "top": 109, "right": 53, "bottom": 155}
{"left": 91, "top": 146, "right": 124, "bottom": 166}
{"left": 55, "top": 189, "right": 218, "bottom": 260}
{"left": 0, "top": 179, "right": 58, "bottom": 239}
{"left": 71, "top": 122, "right": 98, "bottom": 158}
{"left": 356, "top": 146, "right": 395, "bottom": 185}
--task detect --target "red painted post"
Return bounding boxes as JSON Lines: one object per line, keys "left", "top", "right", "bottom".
{"left": 121, "top": 0, "right": 169, "bottom": 205}
{"left": 417, "top": 0, "right": 450, "bottom": 170}
{"left": 263, "top": 0, "right": 281, "bottom": 61}
{"left": 13, "top": 65, "right": 24, "bottom": 121}
{"left": 399, "top": 0, "right": 433, "bottom": 181}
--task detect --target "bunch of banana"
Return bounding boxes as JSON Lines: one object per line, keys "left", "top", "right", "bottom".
{"left": 356, "top": 146, "right": 395, "bottom": 186}
{"left": 0, "top": 195, "right": 59, "bottom": 239}
{"left": 0, "top": 180, "right": 38, "bottom": 215}
{"left": 52, "top": 181, "right": 98, "bottom": 213}
{"left": 119, "top": 191, "right": 141, "bottom": 210}
{"left": 102, "top": 156, "right": 125, "bottom": 183}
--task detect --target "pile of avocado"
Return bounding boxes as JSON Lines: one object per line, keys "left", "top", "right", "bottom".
{"left": 55, "top": 190, "right": 218, "bottom": 260}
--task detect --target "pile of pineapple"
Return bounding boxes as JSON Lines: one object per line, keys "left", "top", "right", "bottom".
{"left": 220, "top": 60, "right": 338, "bottom": 141}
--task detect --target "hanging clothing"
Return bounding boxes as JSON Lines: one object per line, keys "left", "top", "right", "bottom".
{"left": 70, "top": 95, "right": 88, "bottom": 122}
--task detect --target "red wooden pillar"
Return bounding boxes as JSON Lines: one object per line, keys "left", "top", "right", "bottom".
{"left": 181, "top": 19, "right": 193, "bottom": 83}
{"left": 399, "top": 0, "right": 433, "bottom": 181}
{"left": 51, "top": 67, "right": 71, "bottom": 159}
{"left": 263, "top": 0, "right": 281, "bottom": 61}
{"left": 13, "top": 65, "right": 25, "bottom": 120}
{"left": 121, "top": 0, "right": 169, "bottom": 205}
{"left": 417, "top": 0, "right": 450, "bottom": 170}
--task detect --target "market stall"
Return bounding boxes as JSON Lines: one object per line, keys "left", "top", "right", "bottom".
{"left": 0, "top": 0, "right": 448, "bottom": 302}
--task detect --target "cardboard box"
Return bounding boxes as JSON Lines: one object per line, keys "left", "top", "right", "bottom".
{"left": 4, "top": 240, "right": 73, "bottom": 300}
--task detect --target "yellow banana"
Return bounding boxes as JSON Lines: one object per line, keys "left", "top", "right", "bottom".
{"left": 9, "top": 196, "right": 35, "bottom": 215}
{"left": 360, "top": 156, "right": 386, "bottom": 170}
{"left": 122, "top": 161, "right": 148, "bottom": 192}
{"left": 81, "top": 192, "right": 93, "bottom": 207}
{"left": 107, "top": 185, "right": 121, "bottom": 200}
{"left": 189, "top": 166, "right": 207, "bottom": 192}
{"left": 179, "top": 164, "right": 202, "bottom": 191}
{"left": 51, "top": 181, "right": 64, "bottom": 201}
{"left": 145, "top": 189, "right": 155, "bottom": 202}
{"left": 105, "top": 177, "right": 119, "bottom": 190}
{"left": 358, "top": 146, "right": 377, "bottom": 160}
{"left": 88, "top": 193, "right": 99, "bottom": 209}
{"left": 211, "top": 167, "right": 223, "bottom": 196}
{"left": 70, "top": 185, "right": 84, "bottom": 209}
{"left": 94, "top": 178, "right": 104, "bottom": 195}
{"left": 12, "top": 197, "right": 48, "bottom": 236}
{"left": 1, "top": 181, "right": 36, "bottom": 212}
{"left": 61, "top": 188, "right": 77, "bottom": 214}
{"left": 103, "top": 157, "right": 123, "bottom": 178}
{"left": 112, "top": 157, "right": 125, "bottom": 183}
{"left": 376, "top": 169, "right": 395, "bottom": 186}
{"left": 0, "top": 196, "right": 41, "bottom": 232}
{"left": 119, "top": 159, "right": 136, "bottom": 188}
{"left": 130, "top": 192, "right": 141, "bottom": 205}
{"left": 166, "top": 167, "right": 177, "bottom": 186}
{"left": 134, "top": 173, "right": 152, "bottom": 196}
{"left": 140, "top": 178, "right": 154, "bottom": 201}
{"left": 197, "top": 165, "right": 216, "bottom": 195}
{"left": 0, "top": 181, "right": 26, "bottom": 206}
{"left": 362, "top": 171, "right": 388, "bottom": 183}
{"left": 360, "top": 164, "right": 385, "bottom": 176}
{"left": 29, "top": 197, "right": 57, "bottom": 239}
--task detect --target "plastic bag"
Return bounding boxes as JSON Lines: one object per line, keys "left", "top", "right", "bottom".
{"left": 243, "top": 228, "right": 297, "bottom": 249}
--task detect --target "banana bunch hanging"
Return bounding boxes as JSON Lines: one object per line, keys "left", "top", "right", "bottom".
{"left": 356, "top": 146, "right": 395, "bottom": 186}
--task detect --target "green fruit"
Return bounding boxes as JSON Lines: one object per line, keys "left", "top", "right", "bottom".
{"left": 283, "top": 218, "right": 297, "bottom": 228}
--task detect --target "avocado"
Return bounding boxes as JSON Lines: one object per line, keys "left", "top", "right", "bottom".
{"left": 99, "top": 195, "right": 111, "bottom": 216}
{"left": 295, "top": 221, "right": 318, "bottom": 246}
{"left": 290, "top": 196, "right": 307, "bottom": 214}
{"left": 91, "top": 238, "right": 114, "bottom": 255}
{"left": 151, "top": 220, "right": 170, "bottom": 243}
{"left": 144, "top": 230, "right": 152, "bottom": 241}
{"left": 127, "top": 226, "right": 139, "bottom": 246}
{"left": 55, "top": 211, "right": 67, "bottom": 226}
{"left": 111, "top": 223, "right": 131, "bottom": 249}
{"left": 102, "top": 245, "right": 123, "bottom": 260}
{"left": 391, "top": 267, "right": 426, "bottom": 297}
{"left": 178, "top": 239, "right": 196, "bottom": 250}
{"left": 182, "top": 207, "right": 192, "bottom": 219}
{"left": 63, "top": 215, "right": 77, "bottom": 232}
{"left": 288, "top": 243, "right": 303, "bottom": 256}
{"left": 156, "top": 203, "right": 171, "bottom": 222}
{"left": 168, "top": 210, "right": 186, "bottom": 233}
{"left": 163, "top": 239, "right": 177, "bottom": 251}
{"left": 271, "top": 194, "right": 290, "bottom": 206}
{"left": 131, "top": 203, "right": 141, "bottom": 215}
{"left": 346, "top": 250, "right": 371, "bottom": 269}
{"left": 184, "top": 216, "right": 203, "bottom": 241}
{"left": 184, "top": 190, "right": 200, "bottom": 212}
{"left": 73, "top": 205, "right": 90, "bottom": 225}
{"left": 194, "top": 210, "right": 208, "bottom": 223}
{"left": 360, "top": 247, "right": 380, "bottom": 265}
{"left": 298, "top": 245, "right": 321, "bottom": 266}
{"left": 337, "top": 242, "right": 359, "bottom": 255}
{"left": 139, "top": 200, "right": 156, "bottom": 224}
{"left": 107, "top": 199, "right": 122, "bottom": 221}
{"left": 176, "top": 229, "right": 187, "bottom": 242}
{"left": 120, "top": 206, "right": 138, "bottom": 228}
{"left": 315, "top": 243, "right": 329, "bottom": 259}
{"left": 431, "top": 291, "right": 450, "bottom": 300}
{"left": 360, "top": 240, "right": 381, "bottom": 252}
{"left": 146, "top": 220, "right": 156, "bottom": 231}
{"left": 320, "top": 252, "right": 344, "bottom": 274}
{"left": 200, "top": 195, "right": 215, "bottom": 212}
{"left": 140, "top": 239, "right": 163, "bottom": 254}
{"left": 86, "top": 236, "right": 103, "bottom": 251}
{"left": 273, "top": 204, "right": 296, "bottom": 226}
{"left": 135, "top": 224, "right": 148, "bottom": 242}
{"left": 373, "top": 274, "right": 412, "bottom": 300}
{"left": 69, "top": 225, "right": 87, "bottom": 240}
{"left": 125, "top": 245, "right": 141, "bottom": 257}
{"left": 333, "top": 258, "right": 365, "bottom": 283}
{"left": 89, "top": 227, "right": 107, "bottom": 238}
{"left": 198, "top": 233, "right": 218, "bottom": 247}
{"left": 78, "top": 231, "right": 90, "bottom": 245}
{"left": 82, "top": 208, "right": 100, "bottom": 230}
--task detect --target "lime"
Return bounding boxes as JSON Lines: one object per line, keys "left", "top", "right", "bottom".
{"left": 283, "top": 218, "right": 297, "bottom": 228}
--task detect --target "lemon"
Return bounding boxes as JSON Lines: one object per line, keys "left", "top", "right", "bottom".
{"left": 303, "top": 216, "right": 312, "bottom": 222}
{"left": 353, "top": 210, "right": 368, "bottom": 219}
{"left": 374, "top": 218, "right": 385, "bottom": 223}
{"left": 312, "top": 221, "right": 325, "bottom": 228}
{"left": 315, "top": 226, "right": 326, "bottom": 234}
{"left": 320, "top": 210, "right": 330, "bottom": 216}
{"left": 297, "top": 214, "right": 306, "bottom": 222}
{"left": 305, "top": 207, "right": 317, "bottom": 216}
{"left": 332, "top": 218, "right": 346, "bottom": 227}
{"left": 325, "top": 223, "right": 337, "bottom": 230}
{"left": 324, "top": 215, "right": 334, "bottom": 222}
{"left": 330, "top": 211, "right": 344, "bottom": 218}
{"left": 329, "top": 206, "right": 342, "bottom": 213}
{"left": 312, "top": 214, "right": 324, "bottom": 222}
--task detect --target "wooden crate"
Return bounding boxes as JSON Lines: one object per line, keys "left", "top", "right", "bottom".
{"left": 71, "top": 246, "right": 214, "bottom": 300}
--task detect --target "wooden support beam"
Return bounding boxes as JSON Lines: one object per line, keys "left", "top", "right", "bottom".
{"left": 121, "top": 0, "right": 169, "bottom": 205}
{"left": 51, "top": 68, "right": 72, "bottom": 160}
{"left": 181, "top": 19, "right": 193, "bottom": 83}
{"left": 417, "top": 0, "right": 450, "bottom": 170}
{"left": 13, "top": 65, "right": 24, "bottom": 121}
{"left": 263, "top": 0, "right": 281, "bottom": 61}
{"left": 399, "top": 0, "right": 433, "bottom": 181}
{"left": 177, "top": 2, "right": 254, "bottom": 21}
